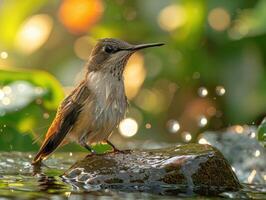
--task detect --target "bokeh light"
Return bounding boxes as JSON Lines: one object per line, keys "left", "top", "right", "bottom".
{"left": 43, "top": 112, "right": 50, "bottom": 119}
{"left": 167, "top": 120, "right": 180, "bottom": 133}
{"left": 227, "top": 10, "right": 251, "bottom": 40}
{"left": 198, "top": 116, "right": 208, "bottom": 127}
{"left": 208, "top": 7, "right": 231, "bottom": 31}
{"left": 2, "top": 97, "right": 11, "bottom": 105}
{"left": 58, "top": 0, "right": 104, "bottom": 34}
{"left": 119, "top": 118, "right": 138, "bottom": 138}
{"left": 124, "top": 53, "right": 146, "bottom": 99}
{"left": 250, "top": 132, "right": 256, "bottom": 138}
{"left": 0, "top": 51, "right": 8, "bottom": 59}
{"left": 198, "top": 87, "right": 208, "bottom": 97}
{"left": 145, "top": 123, "right": 152, "bottom": 129}
{"left": 0, "top": 81, "right": 46, "bottom": 114}
{"left": 254, "top": 150, "right": 260, "bottom": 157}
{"left": 135, "top": 88, "right": 164, "bottom": 114}
{"left": 234, "top": 125, "right": 244, "bottom": 134}
{"left": 158, "top": 4, "right": 187, "bottom": 32}
{"left": 216, "top": 86, "right": 226, "bottom": 96}
{"left": 183, "top": 132, "right": 192, "bottom": 142}
{"left": 74, "top": 36, "right": 95, "bottom": 60}
{"left": 15, "top": 14, "right": 53, "bottom": 54}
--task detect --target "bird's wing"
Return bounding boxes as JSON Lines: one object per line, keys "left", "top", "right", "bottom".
{"left": 32, "top": 81, "right": 90, "bottom": 164}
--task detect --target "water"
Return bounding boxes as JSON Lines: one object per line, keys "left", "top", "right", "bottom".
{"left": 0, "top": 152, "right": 265, "bottom": 199}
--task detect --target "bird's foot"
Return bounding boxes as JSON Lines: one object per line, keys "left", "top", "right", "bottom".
{"left": 82, "top": 143, "right": 96, "bottom": 155}
{"left": 106, "top": 140, "right": 129, "bottom": 154}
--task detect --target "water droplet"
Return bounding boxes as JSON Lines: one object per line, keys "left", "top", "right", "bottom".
{"left": 167, "top": 120, "right": 180, "bottom": 133}
{"left": 216, "top": 86, "right": 226, "bottom": 96}
{"left": 198, "top": 87, "right": 208, "bottom": 97}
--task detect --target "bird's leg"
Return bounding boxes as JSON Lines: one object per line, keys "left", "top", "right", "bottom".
{"left": 106, "top": 140, "right": 121, "bottom": 152}
{"left": 79, "top": 133, "right": 96, "bottom": 154}
{"left": 82, "top": 143, "right": 96, "bottom": 154}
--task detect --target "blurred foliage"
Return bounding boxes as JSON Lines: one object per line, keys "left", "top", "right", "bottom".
{"left": 0, "top": 69, "right": 64, "bottom": 151}
{"left": 1, "top": 0, "right": 266, "bottom": 151}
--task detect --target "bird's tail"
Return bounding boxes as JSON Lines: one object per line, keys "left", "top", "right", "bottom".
{"left": 32, "top": 133, "right": 66, "bottom": 165}
{"left": 32, "top": 148, "right": 46, "bottom": 165}
{"left": 32, "top": 93, "right": 83, "bottom": 165}
{"left": 32, "top": 139, "right": 55, "bottom": 165}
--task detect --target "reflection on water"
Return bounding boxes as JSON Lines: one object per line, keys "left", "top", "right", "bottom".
{"left": 0, "top": 152, "right": 265, "bottom": 199}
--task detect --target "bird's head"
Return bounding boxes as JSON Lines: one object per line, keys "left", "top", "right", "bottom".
{"left": 86, "top": 38, "right": 164, "bottom": 79}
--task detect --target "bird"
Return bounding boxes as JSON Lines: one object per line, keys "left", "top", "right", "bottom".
{"left": 32, "top": 38, "right": 164, "bottom": 164}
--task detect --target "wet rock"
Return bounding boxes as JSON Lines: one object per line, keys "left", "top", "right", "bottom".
{"left": 201, "top": 126, "right": 266, "bottom": 184}
{"left": 62, "top": 144, "right": 241, "bottom": 196}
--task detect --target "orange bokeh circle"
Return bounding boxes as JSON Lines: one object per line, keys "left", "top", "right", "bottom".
{"left": 58, "top": 0, "right": 104, "bottom": 34}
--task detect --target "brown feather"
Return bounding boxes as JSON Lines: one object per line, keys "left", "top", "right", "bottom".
{"left": 32, "top": 81, "right": 90, "bottom": 164}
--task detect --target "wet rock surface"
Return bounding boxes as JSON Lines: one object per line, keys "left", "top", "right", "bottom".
{"left": 201, "top": 126, "right": 266, "bottom": 184}
{"left": 63, "top": 144, "right": 241, "bottom": 196}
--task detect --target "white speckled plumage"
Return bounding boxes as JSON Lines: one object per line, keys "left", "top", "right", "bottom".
{"left": 84, "top": 71, "right": 127, "bottom": 143}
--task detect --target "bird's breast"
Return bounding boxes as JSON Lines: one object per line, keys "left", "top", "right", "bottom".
{"left": 87, "top": 71, "right": 127, "bottom": 131}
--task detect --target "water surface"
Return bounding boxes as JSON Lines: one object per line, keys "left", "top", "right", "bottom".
{"left": 0, "top": 152, "right": 265, "bottom": 199}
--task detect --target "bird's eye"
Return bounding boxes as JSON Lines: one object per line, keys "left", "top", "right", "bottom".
{"left": 104, "top": 45, "right": 116, "bottom": 54}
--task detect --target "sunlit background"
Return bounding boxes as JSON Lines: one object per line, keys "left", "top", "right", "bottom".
{"left": 0, "top": 1, "right": 266, "bottom": 183}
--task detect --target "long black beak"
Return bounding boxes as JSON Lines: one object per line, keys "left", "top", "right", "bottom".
{"left": 127, "top": 43, "right": 164, "bottom": 51}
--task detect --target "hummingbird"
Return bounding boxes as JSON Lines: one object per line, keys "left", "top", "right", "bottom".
{"left": 32, "top": 38, "right": 164, "bottom": 164}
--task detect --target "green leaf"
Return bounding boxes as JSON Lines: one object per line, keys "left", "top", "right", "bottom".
{"left": 0, "top": 68, "right": 64, "bottom": 151}
{"left": 0, "top": 68, "right": 64, "bottom": 110}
